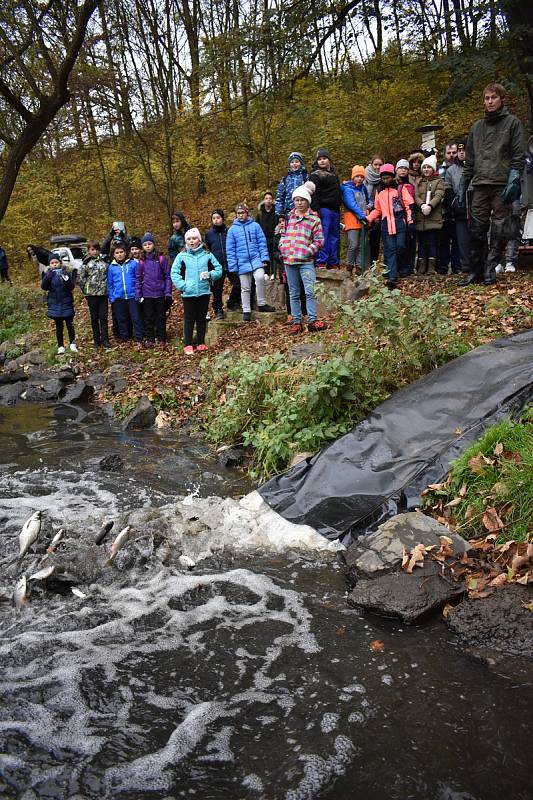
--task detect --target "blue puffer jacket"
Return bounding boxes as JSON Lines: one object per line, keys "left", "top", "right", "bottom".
{"left": 226, "top": 218, "right": 269, "bottom": 275}
{"left": 341, "top": 181, "right": 369, "bottom": 222}
{"left": 41, "top": 268, "right": 76, "bottom": 319}
{"left": 171, "top": 246, "right": 223, "bottom": 298}
{"left": 275, "top": 168, "right": 308, "bottom": 216}
{"left": 204, "top": 225, "right": 228, "bottom": 270}
{"left": 108, "top": 258, "right": 137, "bottom": 302}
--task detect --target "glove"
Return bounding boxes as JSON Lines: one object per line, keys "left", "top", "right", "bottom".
{"left": 200, "top": 271, "right": 209, "bottom": 280}
{"left": 501, "top": 169, "right": 521, "bottom": 205}
{"left": 165, "top": 295, "right": 173, "bottom": 311}
{"left": 421, "top": 204, "right": 432, "bottom": 216}
{"left": 456, "top": 175, "right": 470, "bottom": 208}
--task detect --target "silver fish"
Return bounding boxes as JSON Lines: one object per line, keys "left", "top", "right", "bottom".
{"left": 14, "top": 576, "right": 29, "bottom": 607}
{"left": 47, "top": 528, "right": 64, "bottom": 553}
{"left": 107, "top": 526, "right": 130, "bottom": 563}
{"left": 71, "top": 587, "right": 87, "bottom": 599}
{"left": 95, "top": 519, "right": 114, "bottom": 546}
{"left": 29, "top": 565, "right": 56, "bottom": 581}
{"left": 178, "top": 554, "right": 196, "bottom": 570}
{"left": 19, "top": 511, "right": 42, "bottom": 559}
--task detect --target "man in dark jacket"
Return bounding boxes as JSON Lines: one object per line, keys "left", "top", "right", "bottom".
{"left": 256, "top": 192, "right": 279, "bottom": 274}
{"left": 458, "top": 83, "right": 525, "bottom": 286}
{"left": 0, "top": 245, "right": 11, "bottom": 283}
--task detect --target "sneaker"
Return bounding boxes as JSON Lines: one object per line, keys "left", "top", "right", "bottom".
{"left": 144, "top": 340, "right": 155, "bottom": 348}
{"left": 57, "top": 346, "right": 65, "bottom": 355}
{"left": 183, "top": 345, "right": 194, "bottom": 355}
{"left": 258, "top": 304, "right": 275, "bottom": 312}
{"left": 215, "top": 309, "right": 225, "bottom": 320}
{"left": 206, "top": 313, "right": 211, "bottom": 321}
{"left": 197, "top": 344, "right": 207, "bottom": 352}
{"left": 505, "top": 263, "right": 516, "bottom": 273}
{"left": 289, "top": 322, "right": 304, "bottom": 335}
{"left": 69, "top": 342, "right": 78, "bottom": 353}
{"left": 495, "top": 264, "right": 504, "bottom": 274}
{"left": 307, "top": 321, "right": 328, "bottom": 333}
{"left": 242, "top": 312, "right": 252, "bottom": 322}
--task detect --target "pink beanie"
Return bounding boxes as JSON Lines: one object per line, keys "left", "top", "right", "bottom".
{"left": 379, "top": 163, "right": 395, "bottom": 176}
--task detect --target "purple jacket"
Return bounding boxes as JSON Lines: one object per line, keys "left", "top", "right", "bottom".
{"left": 135, "top": 253, "right": 171, "bottom": 300}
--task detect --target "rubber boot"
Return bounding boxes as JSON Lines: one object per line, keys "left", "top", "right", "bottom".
{"left": 416, "top": 258, "right": 427, "bottom": 276}
{"left": 459, "top": 217, "right": 488, "bottom": 287}
{"left": 427, "top": 258, "right": 436, "bottom": 276}
{"left": 484, "top": 218, "right": 506, "bottom": 286}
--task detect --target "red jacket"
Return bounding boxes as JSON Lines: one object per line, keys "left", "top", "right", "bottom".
{"left": 367, "top": 186, "right": 413, "bottom": 235}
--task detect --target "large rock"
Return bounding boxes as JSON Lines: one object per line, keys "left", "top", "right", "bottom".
{"left": 0, "top": 369, "right": 27, "bottom": 385}
{"left": 121, "top": 396, "right": 156, "bottom": 430}
{"left": 344, "top": 512, "right": 471, "bottom": 578}
{"left": 348, "top": 560, "right": 465, "bottom": 623}
{"left": 62, "top": 380, "right": 95, "bottom": 404}
{"left": 0, "top": 382, "right": 25, "bottom": 405}
{"left": 446, "top": 584, "right": 533, "bottom": 659}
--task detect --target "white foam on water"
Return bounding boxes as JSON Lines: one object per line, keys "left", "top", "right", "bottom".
{"left": 285, "top": 735, "right": 356, "bottom": 800}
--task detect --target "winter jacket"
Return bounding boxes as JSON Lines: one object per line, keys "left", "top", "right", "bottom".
{"left": 278, "top": 209, "right": 324, "bottom": 266}
{"left": 309, "top": 165, "right": 342, "bottom": 212}
{"left": 275, "top": 168, "right": 308, "bottom": 216}
{"left": 168, "top": 231, "right": 186, "bottom": 264}
{"left": 0, "top": 247, "right": 8, "bottom": 274}
{"left": 367, "top": 184, "right": 413, "bottom": 236}
{"left": 171, "top": 247, "right": 223, "bottom": 298}
{"left": 256, "top": 203, "right": 279, "bottom": 243}
{"left": 205, "top": 225, "right": 228, "bottom": 270}
{"left": 444, "top": 162, "right": 472, "bottom": 221}
{"left": 78, "top": 254, "right": 108, "bottom": 296}
{"left": 414, "top": 176, "right": 445, "bottom": 231}
{"left": 108, "top": 258, "right": 138, "bottom": 303}
{"left": 135, "top": 252, "right": 171, "bottom": 301}
{"left": 226, "top": 218, "right": 270, "bottom": 275}
{"left": 41, "top": 267, "right": 77, "bottom": 319}
{"left": 464, "top": 106, "right": 525, "bottom": 187}
{"left": 341, "top": 181, "right": 370, "bottom": 230}
{"left": 397, "top": 179, "right": 416, "bottom": 220}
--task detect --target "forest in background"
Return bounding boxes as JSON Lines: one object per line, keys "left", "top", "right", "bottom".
{"left": 0, "top": 0, "right": 531, "bottom": 275}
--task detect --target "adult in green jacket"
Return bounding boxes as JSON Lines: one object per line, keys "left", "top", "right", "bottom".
{"left": 457, "top": 83, "right": 525, "bottom": 286}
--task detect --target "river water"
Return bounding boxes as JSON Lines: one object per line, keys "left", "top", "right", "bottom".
{"left": 0, "top": 403, "right": 531, "bottom": 800}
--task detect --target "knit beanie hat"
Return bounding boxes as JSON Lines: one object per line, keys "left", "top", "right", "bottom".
{"left": 351, "top": 165, "right": 366, "bottom": 179}
{"left": 316, "top": 147, "right": 331, "bottom": 160}
{"left": 421, "top": 154, "right": 438, "bottom": 172}
{"left": 141, "top": 232, "right": 155, "bottom": 244}
{"left": 288, "top": 151, "right": 305, "bottom": 168}
{"left": 185, "top": 227, "right": 202, "bottom": 243}
{"left": 379, "top": 163, "right": 395, "bottom": 176}
{"left": 212, "top": 208, "right": 225, "bottom": 220}
{"left": 292, "top": 184, "right": 314, "bottom": 204}
{"left": 130, "top": 237, "right": 142, "bottom": 249}
{"left": 395, "top": 159, "right": 410, "bottom": 170}
{"left": 49, "top": 253, "right": 61, "bottom": 265}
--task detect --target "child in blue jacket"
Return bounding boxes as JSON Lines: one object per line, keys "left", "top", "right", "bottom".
{"left": 108, "top": 242, "right": 143, "bottom": 342}
{"left": 171, "top": 228, "right": 222, "bottom": 354}
{"left": 41, "top": 253, "right": 78, "bottom": 355}
{"left": 226, "top": 203, "right": 275, "bottom": 322}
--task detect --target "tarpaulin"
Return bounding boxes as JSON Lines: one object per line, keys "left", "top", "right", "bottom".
{"left": 259, "top": 330, "right": 533, "bottom": 544}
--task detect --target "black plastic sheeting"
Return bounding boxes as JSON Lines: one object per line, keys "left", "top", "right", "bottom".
{"left": 259, "top": 330, "right": 533, "bottom": 544}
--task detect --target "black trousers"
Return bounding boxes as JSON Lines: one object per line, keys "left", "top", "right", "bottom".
{"left": 212, "top": 272, "right": 226, "bottom": 313}
{"left": 54, "top": 317, "right": 75, "bottom": 347}
{"left": 369, "top": 225, "right": 381, "bottom": 264}
{"left": 226, "top": 272, "right": 242, "bottom": 310}
{"left": 142, "top": 296, "right": 167, "bottom": 342}
{"left": 183, "top": 295, "right": 210, "bottom": 346}
{"left": 86, "top": 295, "right": 109, "bottom": 346}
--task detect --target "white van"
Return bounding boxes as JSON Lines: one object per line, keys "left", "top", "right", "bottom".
{"left": 50, "top": 234, "right": 88, "bottom": 272}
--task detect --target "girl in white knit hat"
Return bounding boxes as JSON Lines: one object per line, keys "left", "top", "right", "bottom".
{"left": 414, "top": 155, "right": 445, "bottom": 276}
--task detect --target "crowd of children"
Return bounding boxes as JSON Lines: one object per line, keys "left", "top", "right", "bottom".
{"left": 38, "top": 137, "right": 512, "bottom": 353}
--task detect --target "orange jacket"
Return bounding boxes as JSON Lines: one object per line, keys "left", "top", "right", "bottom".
{"left": 367, "top": 186, "right": 413, "bottom": 235}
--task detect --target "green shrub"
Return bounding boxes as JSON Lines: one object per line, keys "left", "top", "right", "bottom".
{"left": 0, "top": 285, "right": 43, "bottom": 343}
{"left": 202, "top": 269, "right": 466, "bottom": 480}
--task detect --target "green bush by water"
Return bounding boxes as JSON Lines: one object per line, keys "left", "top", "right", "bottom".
{"left": 0, "top": 284, "right": 43, "bottom": 342}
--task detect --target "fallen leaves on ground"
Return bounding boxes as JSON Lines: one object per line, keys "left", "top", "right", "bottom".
{"left": 369, "top": 640, "right": 385, "bottom": 652}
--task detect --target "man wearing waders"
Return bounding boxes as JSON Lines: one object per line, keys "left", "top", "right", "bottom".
{"left": 457, "top": 83, "right": 524, "bottom": 286}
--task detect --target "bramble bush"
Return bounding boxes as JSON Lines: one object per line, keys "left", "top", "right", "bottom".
{"left": 202, "top": 269, "right": 467, "bottom": 480}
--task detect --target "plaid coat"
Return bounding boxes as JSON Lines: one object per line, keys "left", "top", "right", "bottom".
{"left": 278, "top": 209, "right": 324, "bottom": 266}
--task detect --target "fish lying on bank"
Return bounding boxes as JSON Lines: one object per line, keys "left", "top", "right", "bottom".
{"left": 29, "top": 565, "right": 56, "bottom": 582}
{"left": 71, "top": 587, "right": 87, "bottom": 599}
{"left": 106, "top": 526, "right": 131, "bottom": 564}
{"left": 14, "top": 576, "right": 29, "bottom": 607}
{"left": 19, "top": 511, "right": 42, "bottom": 560}
{"left": 178, "top": 554, "right": 196, "bottom": 570}
{"left": 47, "top": 529, "right": 64, "bottom": 554}
{"left": 95, "top": 520, "right": 114, "bottom": 546}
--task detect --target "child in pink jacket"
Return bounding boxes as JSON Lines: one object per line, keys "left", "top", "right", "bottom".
{"left": 367, "top": 163, "right": 414, "bottom": 287}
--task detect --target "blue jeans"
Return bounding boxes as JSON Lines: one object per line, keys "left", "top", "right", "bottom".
{"left": 381, "top": 216, "right": 406, "bottom": 281}
{"left": 286, "top": 263, "right": 317, "bottom": 323}
{"left": 317, "top": 208, "right": 340, "bottom": 267}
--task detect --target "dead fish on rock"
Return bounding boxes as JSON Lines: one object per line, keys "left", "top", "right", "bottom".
{"left": 29, "top": 565, "right": 56, "bottom": 582}
{"left": 14, "top": 576, "right": 30, "bottom": 607}
{"left": 106, "top": 526, "right": 130, "bottom": 564}
{"left": 71, "top": 587, "right": 87, "bottom": 599}
{"left": 178, "top": 554, "right": 196, "bottom": 570}
{"left": 47, "top": 529, "right": 64, "bottom": 554}
{"left": 95, "top": 519, "right": 114, "bottom": 546}
{"left": 19, "top": 511, "right": 42, "bottom": 560}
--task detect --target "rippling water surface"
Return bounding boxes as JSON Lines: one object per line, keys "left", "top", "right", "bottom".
{"left": 0, "top": 404, "right": 531, "bottom": 799}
